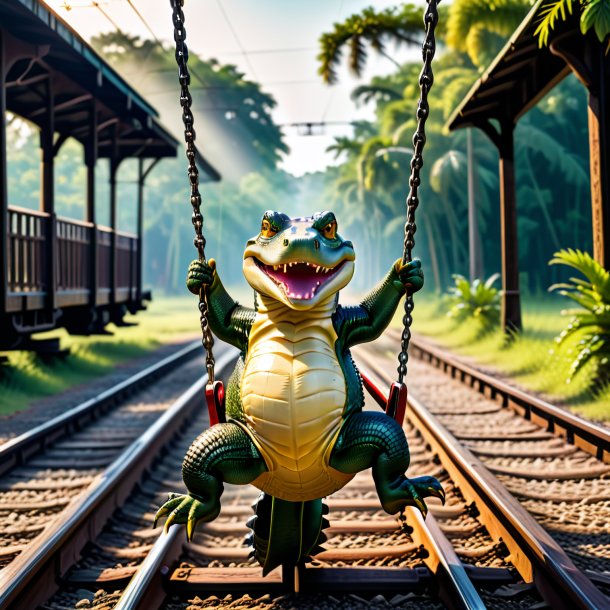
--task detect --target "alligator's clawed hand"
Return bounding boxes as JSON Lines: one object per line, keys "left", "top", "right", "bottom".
{"left": 394, "top": 258, "right": 424, "bottom": 294}
{"left": 154, "top": 492, "right": 220, "bottom": 540}
{"left": 379, "top": 475, "right": 445, "bottom": 519}
{"left": 186, "top": 258, "right": 216, "bottom": 295}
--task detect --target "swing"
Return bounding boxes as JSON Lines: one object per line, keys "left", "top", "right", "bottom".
{"left": 168, "top": 0, "right": 439, "bottom": 426}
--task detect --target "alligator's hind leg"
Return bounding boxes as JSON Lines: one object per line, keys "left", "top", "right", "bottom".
{"left": 330, "top": 411, "right": 444, "bottom": 517}
{"left": 155, "top": 422, "right": 266, "bottom": 539}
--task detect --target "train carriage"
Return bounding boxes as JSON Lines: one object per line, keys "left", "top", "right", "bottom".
{"left": 0, "top": 0, "right": 219, "bottom": 351}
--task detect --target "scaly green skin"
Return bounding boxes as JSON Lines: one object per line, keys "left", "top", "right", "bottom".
{"left": 155, "top": 210, "right": 444, "bottom": 574}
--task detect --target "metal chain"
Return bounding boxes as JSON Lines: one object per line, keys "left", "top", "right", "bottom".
{"left": 170, "top": 0, "right": 215, "bottom": 383}
{"left": 397, "top": 0, "right": 439, "bottom": 384}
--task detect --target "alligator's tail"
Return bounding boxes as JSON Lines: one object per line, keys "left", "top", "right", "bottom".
{"left": 246, "top": 493, "right": 329, "bottom": 576}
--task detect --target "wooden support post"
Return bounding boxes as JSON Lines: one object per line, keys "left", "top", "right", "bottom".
{"left": 109, "top": 125, "right": 119, "bottom": 305}
{"left": 137, "top": 158, "right": 144, "bottom": 302}
{"left": 498, "top": 121, "right": 522, "bottom": 334}
{"left": 109, "top": 160, "right": 117, "bottom": 305}
{"left": 586, "top": 47, "right": 609, "bottom": 269}
{"left": 467, "top": 128, "right": 483, "bottom": 281}
{"left": 86, "top": 101, "right": 98, "bottom": 305}
{"left": 136, "top": 158, "right": 160, "bottom": 303}
{"left": 0, "top": 31, "right": 7, "bottom": 313}
{"left": 550, "top": 31, "right": 610, "bottom": 269}
{"left": 40, "top": 76, "right": 56, "bottom": 310}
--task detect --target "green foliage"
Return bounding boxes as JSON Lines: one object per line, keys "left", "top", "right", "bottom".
{"left": 318, "top": 4, "right": 424, "bottom": 84}
{"left": 92, "top": 31, "right": 288, "bottom": 176}
{"left": 413, "top": 295, "right": 610, "bottom": 420}
{"left": 446, "top": 274, "right": 501, "bottom": 329}
{"left": 549, "top": 249, "right": 610, "bottom": 385}
{"left": 317, "top": 2, "right": 593, "bottom": 296}
{"left": 445, "top": 0, "right": 530, "bottom": 67}
{"left": 535, "top": 0, "right": 610, "bottom": 50}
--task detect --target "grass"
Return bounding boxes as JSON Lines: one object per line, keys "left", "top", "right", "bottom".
{"left": 404, "top": 294, "right": 610, "bottom": 423}
{"left": 0, "top": 296, "right": 206, "bottom": 416}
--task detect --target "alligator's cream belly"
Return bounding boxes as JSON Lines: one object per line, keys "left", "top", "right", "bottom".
{"left": 241, "top": 298, "right": 354, "bottom": 501}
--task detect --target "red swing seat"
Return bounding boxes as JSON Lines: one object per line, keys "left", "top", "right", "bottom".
{"left": 205, "top": 375, "right": 406, "bottom": 428}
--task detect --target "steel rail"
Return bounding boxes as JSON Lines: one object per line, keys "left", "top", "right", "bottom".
{"left": 0, "top": 340, "right": 203, "bottom": 477}
{"left": 0, "top": 347, "right": 238, "bottom": 610}
{"left": 355, "top": 348, "right": 609, "bottom": 610}
{"left": 408, "top": 335, "right": 610, "bottom": 463}
{"left": 116, "top": 376, "right": 488, "bottom": 609}
{"left": 360, "top": 371, "right": 487, "bottom": 610}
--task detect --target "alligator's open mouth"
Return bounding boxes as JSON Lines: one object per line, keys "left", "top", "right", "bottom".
{"left": 254, "top": 258, "right": 346, "bottom": 300}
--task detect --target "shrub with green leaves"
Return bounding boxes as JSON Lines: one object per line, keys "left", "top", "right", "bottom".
{"left": 535, "top": 0, "right": 610, "bottom": 52}
{"left": 446, "top": 274, "right": 501, "bottom": 330}
{"left": 549, "top": 248, "right": 610, "bottom": 385}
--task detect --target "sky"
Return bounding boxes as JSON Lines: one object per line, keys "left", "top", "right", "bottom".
{"left": 42, "top": 0, "right": 424, "bottom": 176}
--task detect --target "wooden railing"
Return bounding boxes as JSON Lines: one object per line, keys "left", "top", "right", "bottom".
{"left": 56, "top": 217, "right": 92, "bottom": 292}
{"left": 116, "top": 232, "right": 138, "bottom": 300}
{"left": 97, "top": 227, "right": 113, "bottom": 292}
{"left": 7, "top": 207, "right": 48, "bottom": 293}
{"left": 7, "top": 205, "right": 141, "bottom": 310}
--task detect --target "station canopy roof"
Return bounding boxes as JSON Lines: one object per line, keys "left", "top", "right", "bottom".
{"left": 447, "top": 0, "right": 575, "bottom": 134}
{"left": 1, "top": 0, "right": 220, "bottom": 180}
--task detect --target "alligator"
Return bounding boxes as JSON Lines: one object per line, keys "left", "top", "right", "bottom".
{"left": 155, "top": 210, "right": 444, "bottom": 574}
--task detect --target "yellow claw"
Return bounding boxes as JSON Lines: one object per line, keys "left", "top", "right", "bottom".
{"left": 164, "top": 498, "right": 189, "bottom": 533}
{"left": 186, "top": 500, "right": 200, "bottom": 541}
{"left": 426, "top": 485, "right": 446, "bottom": 505}
{"left": 414, "top": 497, "right": 428, "bottom": 518}
{"left": 153, "top": 496, "right": 184, "bottom": 528}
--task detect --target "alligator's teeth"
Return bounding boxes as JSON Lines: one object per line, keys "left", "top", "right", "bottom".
{"left": 315, "top": 266, "right": 321, "bottom": 273}
{"left": 283, "top": 264, "right": 287, "bottom": 272}
{"left": 316, "top": 281, "right": 320, "bottom": 286}
{"left": 273, "top": 265, "right": 278, "bottom": 271}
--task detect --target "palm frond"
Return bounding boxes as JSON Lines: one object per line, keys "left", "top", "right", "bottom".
{"left": 534, "top": 0, "right": 574, "bottom": 47}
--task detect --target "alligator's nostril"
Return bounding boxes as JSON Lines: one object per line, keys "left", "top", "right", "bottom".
{"left": 283, "top": 239, "right": 289, "bottom": 246}
{"left": 314, "top": 239, "right": 320, "bottom": 250}
{"left": 344, "top": 241, "right": 354, "bottom": 249}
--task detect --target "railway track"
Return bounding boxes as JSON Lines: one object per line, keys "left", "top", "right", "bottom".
{"left": 1, "top": 336, "right": 608, "bottom": 609}
{"left": 32, "top": 345, "right": 532, "bottom": 610}
{"left": 356, "top": 335, "right": 610, "bottom": 607}
{"left": 0, "top": 341, "right": 234, "bottom": 608}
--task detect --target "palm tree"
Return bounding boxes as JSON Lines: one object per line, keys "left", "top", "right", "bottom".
{"left": 318, "top": 4, "right": 425, "bottom": 84}
{"left": 444, "top": 0, "right": 531, "bottom": 68}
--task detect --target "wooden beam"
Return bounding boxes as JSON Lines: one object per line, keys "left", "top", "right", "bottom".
{"left": 86, "top": 100, "right": 98, "bottom": 306}
{"left": 585, "top": 45, "right": 609, "bottom": 269}
{"left": 40, "top": 75, "right": 55, "bottom": 310}
{"left": 0, "top": 31, "right": 8, "bottom": 313}
{"left": 136, "top": 158, "right": 160, "bottom": 303}
{"left": 498, "top": 121, "right": 522, "bottom": 334}
{"left": 109, "top": 127, "right": 118, "bottom": 306}
{"left": 550, "top": 31, "right": 610, "bottom": 269}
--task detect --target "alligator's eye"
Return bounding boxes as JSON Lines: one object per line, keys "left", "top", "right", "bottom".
{"left": 260, "top": 220, "right": 278, "bottom": 238}
{"left": 322, "top": 220, "right": 337, "bottom": 240}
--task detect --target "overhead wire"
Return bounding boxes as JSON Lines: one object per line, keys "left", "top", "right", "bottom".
{"left": 214, "top": 0, "right": 259, "bottom": 81}
{"left": 91, "top": 1, "right": 124, "bottom": 33}
{"left": 320, "top": 0, "right": 346, "bottom": 125}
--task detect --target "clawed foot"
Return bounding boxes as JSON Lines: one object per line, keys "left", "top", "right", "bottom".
{"left": 380, "top": 475, "right": 445, "bottom": 518}
{"left": 154, "top": 492, "right": 220, "bottom": 540}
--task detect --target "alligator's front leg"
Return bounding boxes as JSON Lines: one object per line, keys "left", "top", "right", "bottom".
{"left": 155, "top": 422, "right": 267, "bottom": 539}
{"left": 330, "top": 411, "right": 444, "bottom": 517}
{"left": 187, "top": 259, "right": 255, "bottom": 351}
{"left": 337, "top": 258, "right": 423, "bottom": 349}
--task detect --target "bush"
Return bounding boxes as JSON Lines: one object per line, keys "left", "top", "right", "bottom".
{"left": 446, "top": 273, "right": 501, "bottom": 330}
{"left": 549, "top": 249, "right": 610, "bottom": 386}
